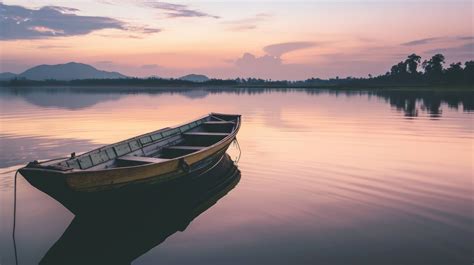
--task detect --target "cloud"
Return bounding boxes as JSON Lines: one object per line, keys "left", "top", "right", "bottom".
{"left": 0, "top": 3, "right": 127, "bottom": 40}
{"left": 231, "top": 25, "right": 257, "bottom": 31}
{"left": 229, "top": 41, "right": 320, "bottom": 79}
{"left": 140, "top": 27, "right": 162, "bottom": 34}
{"left": 144, "top": 2, "right": 219, "bottom": 19}
{"left": 37, "top": 44, "right": 70, "bottom": 49}
{"left": 426, "top": 42, "right": 474, "bottom": 54}
{"left": 0, "top": 3, "right": 162, "bottom": 40}
{"left": 231, "top": 49, "right": 404, "bottom": 80}
{"left": 458, "top": 36, "right": 474, "bottom": 40}
{"left": 235, "top": 52, "right": 282, "bottom": 68}
{"left": 233, "top": 52, "right": 287, "bottom": 79}
{"left": 229, "top": 41, "right": 406, "bottom": 79}
{"left": 263, "top": 41, "right": 318, "bottom": 57}
{"left": 96, "top": 60, "right": 113, "bottom": 64}
{"left": 126, "top": 26, "right": 163, "bottom": 35}
{"left": 96, "top": 0, "right": 116, "bottom": 4}
{"left": 401, "top": 37, "right": 442, "bottom": 46}
{"left": 356, "top": 36, "right": 378, "bottom": 43}
{"left": 231, "top": 52, "right": 321, "bottom": 80}
{"left": 141, "top": 64, "right": 160, "bottom": 69}
{"left": 223, "top": 13, "right": 271, "bottom": 31}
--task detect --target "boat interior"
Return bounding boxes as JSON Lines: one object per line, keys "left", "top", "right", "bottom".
{"left": 49, "top": 114, "right": 240, "bottom": 171}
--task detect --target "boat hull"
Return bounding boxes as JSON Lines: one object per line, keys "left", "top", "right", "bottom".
{"left": 22, "top": 151, "right": 234, "bottom": 213}
{"left": 19, "top": 113, "right": 240, "bottom": 193}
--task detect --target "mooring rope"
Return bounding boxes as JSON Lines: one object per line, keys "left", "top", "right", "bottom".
{"left": 11, "top": 156, "right": 67, "bottom": 265}
{"left": 12, "top": 170, "right": 19, "bottom": 265}
{"left": 232, "top": 138, "right": 241, "bottom": 164}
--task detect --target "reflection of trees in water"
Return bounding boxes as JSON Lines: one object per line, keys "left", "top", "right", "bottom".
{"left": 303, "top": 88, "right": 472, "bottom": 117}
{"left": 204, "top": 88, "right": 472, "bottom": 118}
{"left": 368, "top": 90, "right": 471, "bottom": 117}
{"left": 2, "top": 87, "right": 472, "bottom": 117}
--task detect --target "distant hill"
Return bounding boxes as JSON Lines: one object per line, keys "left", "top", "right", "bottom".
{"left": 3, "top": 62, "right": 128, "bottom": 81}
{"left": 179, "top": 74, "right": 209, "bottom": 82}
{"left": 0, "top": 72, "right": 17, "bottom": 80}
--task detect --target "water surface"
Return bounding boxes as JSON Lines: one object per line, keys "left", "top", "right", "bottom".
{"left": 0, "top": 87, "right": 472, "bottom": 264}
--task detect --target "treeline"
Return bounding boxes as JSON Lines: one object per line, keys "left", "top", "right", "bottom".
{"left": 1, "top": 53, "right": 472, "bottom": 88}
{"left": 370, "top": 54, "right": 473, "bottom": 85}
{"left": 301, "top": 54, "right": 473, "bottom": 87}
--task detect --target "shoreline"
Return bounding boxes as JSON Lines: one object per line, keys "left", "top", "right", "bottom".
{"left": 0, "top": 84, "right": 472, "bottom": 91}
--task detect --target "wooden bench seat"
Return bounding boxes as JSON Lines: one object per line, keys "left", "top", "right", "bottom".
{"left": 116, "top": 155, "right": 169, "bottom": 165}
{"left": 204, "top": 121, "right": 235, "bottom": 125}
{"left": 163, "top": 146, "right": 206, "bottom": 151}
{"left": 183, "top": 132, "right": 230, "bottom": 137}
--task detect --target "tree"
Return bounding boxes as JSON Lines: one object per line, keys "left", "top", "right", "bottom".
{"left": 445, "top": 62, "right": 463, "bottom": 83}
{"left": 463, "top": 61, "right": 474, "bottom": 83}
{"left": 390, "top": 61, "right": 408, "bottom": 76}
{"left": 405, "top": 54, "right": 421, "bottom": 74}
{"left": 464, "top": 61, "right": 474, "bottom": 74}
{"left": 422, "top": 54, "right": 445, "bottom": 76}
{"left": 446, "top": 62, "right": 462, "bottom": 73}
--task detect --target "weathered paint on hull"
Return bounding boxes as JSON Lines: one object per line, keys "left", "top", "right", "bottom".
{"left": 19, "top": 113, "right": 240, "bottom": 196}
{"left": 22, "top": 153, "right": 236, "bottom": 214}
{"left": 66, "top": 139, "right": 234, "bottom": 191}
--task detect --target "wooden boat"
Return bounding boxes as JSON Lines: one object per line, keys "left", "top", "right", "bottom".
{"left": 40, "top": 154, "right": 241, "bottom": 264}
{"left": 19, "top": 113, "right": 241, "bottom": 193}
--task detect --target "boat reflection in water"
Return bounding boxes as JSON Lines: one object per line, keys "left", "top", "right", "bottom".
{"left": 38, "top": 154, "right": 240, "bottom": 265}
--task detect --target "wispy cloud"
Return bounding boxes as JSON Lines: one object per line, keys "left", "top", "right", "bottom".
{"left": 96, "top": 0, "right": 116, "bottom": 4}
{"left": 223, "top": 13, "right": 271, "bottom": 31}
{"left": 36, "top": 44, "right": 70, "bottom": 49}
{"left": 96, "top": 60, "right": 113, "bottom": 64}
{"left": 401, "top": 37, "right": 442, "bottom": 46}
{"left": 263, "top": 41, "right": 318, "bottom": 57}
{"left": 127, "top": 26, "right": 162, "bottom": 35}
{"left": 0, "top": 3, "right": 161, "bottom": 40}
{"left": 457, "top": 36, "right": 474, "bottom": 40}
{"left": 141, "top": 64, "right": 160, "bottom": 69}
{"left": 402, "top": 36, "right": 474, "bottom": 46}
{"left": 144, "top": 2, "right": 219, "bottom": 19}
{"left": 426, "top": 42, "right": 474, "bottom": 54}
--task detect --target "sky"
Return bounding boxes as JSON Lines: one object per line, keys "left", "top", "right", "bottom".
{"left": 0, "top": 0, "right": 473, "bottom": 80}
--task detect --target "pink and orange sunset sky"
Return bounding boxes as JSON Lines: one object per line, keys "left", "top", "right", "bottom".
{"left": 0, "top": 0, "right": 473, "bottom": 80}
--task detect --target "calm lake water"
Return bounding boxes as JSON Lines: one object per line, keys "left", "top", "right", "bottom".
{"left": 0, "top": 87, "right": 472, "bottom": 264}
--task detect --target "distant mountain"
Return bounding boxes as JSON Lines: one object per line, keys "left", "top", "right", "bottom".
{"left": 12, "top": 62, "right": 128, "bottom": 81}
{"left": 179, "top": 74, "right": 209, "bottom": 82}
{"left": 0, "top": 72, "right": 17, "bottom": 80}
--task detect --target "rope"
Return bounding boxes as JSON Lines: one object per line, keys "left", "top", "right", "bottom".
{"left": 11, "top": 156, "right": 66, "bottom": 265}
{"left": 232, "top": 138, "right": 241, "bottom": 164}
{"left": 13, "top": 170, "right": 19, "bottom": 265}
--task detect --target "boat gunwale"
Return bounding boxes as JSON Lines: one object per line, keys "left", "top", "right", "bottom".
{"left": 22, "top": 113, "right": 241, "bottom": 175}
{"left": 76, "top": 113, "right": 211, "bottom": 158}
